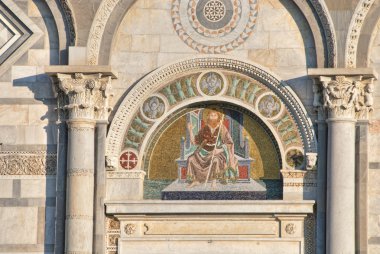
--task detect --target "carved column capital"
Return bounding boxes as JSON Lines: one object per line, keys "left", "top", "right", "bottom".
{"left": 309, "top": 68, "right": 377, "bottom": 120}
{"left": 46, "top": 66, "right": 117, "bottom": 122}
{"left": 55, "top": 73, "right": 114, "bottom": 122}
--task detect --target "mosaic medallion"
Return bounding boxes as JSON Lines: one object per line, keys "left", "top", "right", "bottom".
{"left": 141, "top": 95, "right": 166, "bottom": 121}
{"left": 172, "top": 0, "right": 258, "bottom": 53}
{"left": 258, "top": 94, "right": 282, "bottom": 119}
{"left": 285, "top": 149, "right": 304, "bottom": 169}
{"left": 197, "top": 72, "right": 226, "bottom": 96}
{"left": 120, "top": 150, "right": 138, "bottom": 170}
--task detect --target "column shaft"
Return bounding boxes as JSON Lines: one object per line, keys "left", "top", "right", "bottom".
{"left": 55, "top": 122, "right": 68, "bottom": 254}
{"left": 65, "top": 120, "right": 95, "bottom": 254}
{"left": 316, "top": 119, "right": 327, "bottom": 254}
{"left": 94, "top": 122, "right": 107, "bottom": 254}
{"left": 326, "top": 119, "right": 356, "bottom": 254}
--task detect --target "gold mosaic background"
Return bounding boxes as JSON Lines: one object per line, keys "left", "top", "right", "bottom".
{"left": 148, "top": 109, "right": 281, "bottom": 180}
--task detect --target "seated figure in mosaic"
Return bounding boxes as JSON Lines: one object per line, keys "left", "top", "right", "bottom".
{"left": 186, "top": 109, "right": 238, "bottom": 188}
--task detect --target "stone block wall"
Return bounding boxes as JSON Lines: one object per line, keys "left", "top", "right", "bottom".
{"left": 0, "top": 0, "right": 60, "bottom": 253}
{"left": 110, "top": 0, "right": 317, "bottom": 119}
{"left": 368, "top": 17, "right": 380, "bottom": 254}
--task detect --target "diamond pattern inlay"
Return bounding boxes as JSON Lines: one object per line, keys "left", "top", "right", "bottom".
{"left": 0, "top": 19, "right": 14, "bottom": 48}
{"left": 0, "top": 0, "right": 42, "bottom": 76}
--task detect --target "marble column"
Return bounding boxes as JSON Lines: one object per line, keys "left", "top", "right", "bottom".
{"left": 54, "top": 72, "right": 114, "bottom": 254}
{"left": 94, "top": 82, "right": 113, "bottom": 254}
{"left": 313, "top": 74, "right": 375, "bottom": 254}
{"left": 315, "top": 110, "right": 327, "bottom": 254}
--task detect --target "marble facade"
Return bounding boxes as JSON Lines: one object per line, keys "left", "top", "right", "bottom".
{"left": 0, "top": 0, "right": 380, "bottom": 254}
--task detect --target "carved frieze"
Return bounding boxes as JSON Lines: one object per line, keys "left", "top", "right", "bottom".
{"left": 55, "top": 73, "right": 114, "bottom": 121}
{"left": 106, "top": 216, "right": 120, "bottom": 254}
{"left": 0, "top": 151, "right": 56, "bottom": 175}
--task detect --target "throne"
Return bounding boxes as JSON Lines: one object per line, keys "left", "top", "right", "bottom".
{"left": 176, "top": 109, "right": 254, "bottom": 182}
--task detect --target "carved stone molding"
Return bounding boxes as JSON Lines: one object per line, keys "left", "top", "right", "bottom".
{"left": 283, "top": 182, "right": 317, "bottom": 187}
{"left": 124, "top": 224, "right": 136, "bottom": 235}
{"left": 285, "top": 223, "right": 296, "bottom": 235}
{"left": 58, "top": 0, "right": 76, "bottom": 46}
{"left": 106, "top": 216, "right": 120, "bottom": 254}
{"left": 281, "top": 170, "right": 307, "bottom": 178}
{"left": 87, "top": 0, "right": 120, "bottom": 65}
{"left": 0, "top": 151, "right": 56, "bottom": 175}
{"left": 106, "top": 170, "right": 146, "bottom": 179}
{"left": 67, "top": 168, "right": 95, "bottom": 177}
{"left": 305, "top": 152, "right": 317, "bottom": 170}
{"left": 345, "top": 0, "right": 375, "bottom": 68}
{"left": 308, "top": 0, "right": 337, "bottom": 67}
{"left": 66, "top": 215, "right": 93, "bottom": 220}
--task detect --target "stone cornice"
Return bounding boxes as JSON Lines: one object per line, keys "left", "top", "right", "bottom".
{"left": 106, "top": 200, "right": 315, "bottom": 215}
{"left": 308, "top": 68, "right": 377, "bottom": 120}
{"left": 308, "top": 68, "right": 378, "bottom": 79}
{"left": 46, "top": 66, "right": 117, "bottom": 122}
{"left": 45, "top": 65, "right": 118, "bottom": 78}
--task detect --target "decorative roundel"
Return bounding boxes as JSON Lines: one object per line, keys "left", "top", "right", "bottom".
{"left": 140, "top": 94, "right": 167, "bottom": 121}
{"left": 257, "top": 93, "right": 282, "bottom": 119}
{"left": 285, "top": 148, "right": 304, "bottom": 169}
{"left": 119, "top": 150, "right": 138, "bottom": 170}
{"left": 197, "top": 71, "right": 227, "bottom": 96}
{"left": 172, "top": 0, "right": 258, "bottom": 53}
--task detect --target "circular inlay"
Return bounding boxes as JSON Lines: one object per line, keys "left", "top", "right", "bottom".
{"left": 119, "top": 150, "right": 138, "bottom": 170}
{"left": 197, "top": 72, "right": 226, "bottom": 96}
{"left": 258, "top": 94, "right": 282, "bottom": 119}
{"left": 141, "top": 95, "right": 166, "bottom": 121}
{"left": 285, "top": 149, "right": 304, "bottom": 169}
{"left": 172, "top": 0, "right": 258, "bottom": 53}
{"left": 204, "top": 0, "right": 226, "bottom": 22}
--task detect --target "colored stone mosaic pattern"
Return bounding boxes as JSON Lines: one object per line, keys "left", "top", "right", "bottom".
{"left": 123, "top": 72, "right": 303, "bottom": 153}
{"left": 197, "top": 71, "right": 226, "bottom": 96}
{"left": 119, "top": 150, "right": 138, "bottom": 170}
{"left": 172, "top": 0, "right": 258, "bottom": 53}
{"left": 188, "top": 0, "right": 241, "bottom": 38}
{"left": 258, "top": 93, "right": 282, "bottom": 119}
{"left": 285, "top": 148, "right": 304, "bottom": 169}
{"left": 140, "top": 95, "right": 167, "bottom": 121}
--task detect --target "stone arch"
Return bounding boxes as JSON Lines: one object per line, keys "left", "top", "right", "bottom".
{"left": 86, "top": 0, "right": 336, "bottom": 67}
{"left": 345, "top": 0, "right": 376, "bottom": 68}
{"left": 105, "top": 56, "right": 317, "bottom": 171}
{"left": 356, "top": 1, "right": 380, "bottom": 67}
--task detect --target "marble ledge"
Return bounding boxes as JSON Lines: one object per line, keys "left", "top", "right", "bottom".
{"left": 44, "top": 65, "right": 118, "bottom": 79}
{"left": 105, "top": 200, "right": 315, "bottom": 215}
{"left": 307, "top": 68, "right": 378, "bottom": 79}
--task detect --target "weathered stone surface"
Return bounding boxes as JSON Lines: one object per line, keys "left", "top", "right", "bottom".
{"left": 0, "top": 207, "right": 38, "bottom": 244}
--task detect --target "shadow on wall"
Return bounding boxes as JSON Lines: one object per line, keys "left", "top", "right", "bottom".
{"left": 8, "top": 1, "right": 67, "bottom": 252}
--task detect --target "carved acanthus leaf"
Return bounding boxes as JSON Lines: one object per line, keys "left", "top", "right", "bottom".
{"left": 55, "top": 73, "right": 114, "bottom": 121}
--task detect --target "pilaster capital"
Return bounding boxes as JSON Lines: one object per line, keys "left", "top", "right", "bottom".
{"left": 45, "top": 66, "right": 117, "bottom": 122}
{"left": 308, "top": 68, "right": 377, "bottom": 120}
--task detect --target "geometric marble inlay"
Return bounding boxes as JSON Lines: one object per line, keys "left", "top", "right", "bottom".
{"left": 172, "top": 0, "right": 258, "bottom": 53}
{"left": 0, "top": 0, "right": 42, "bottom": 74}
{"left": 0, "top": 19, "right": 15, "bottom": 49}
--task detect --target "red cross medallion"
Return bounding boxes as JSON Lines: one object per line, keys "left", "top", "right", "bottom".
{"left": 119, "top": 151, "right": 138, "bottom": 170}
